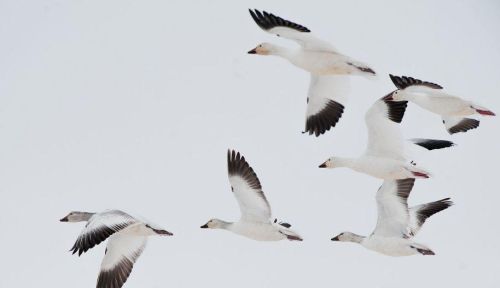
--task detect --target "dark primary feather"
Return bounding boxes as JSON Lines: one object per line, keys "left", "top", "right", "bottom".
{"left": 249, "top": 9, "right": 310, "bottom": 33}
{"left": 96, "top": 246, "right": 145, "bottom": 288}
{"left": 414, "top": 198, "right": 453, "bottom": 228}
{"left": 395, "top": 178, "right": 416, "bottom": 202}
{"left": 382, "top": 93, "right": 408, "bottom": 123}
{"left": 70, "top": 222, "right": 133, "bottom": 256}
{"left": 227, "top": 150, "right": 262, "bottom": 191}
{"left": 304, "top": 100, "right": 344, "bottom": 137}
{"left": 447, "top": 118, "right": 480, "bottom": 134}
{"left": 411, "top": 139, "right": 455, "bottom": 150}
{"left": 389, "top": 74, "right": 443, "bottom": 90}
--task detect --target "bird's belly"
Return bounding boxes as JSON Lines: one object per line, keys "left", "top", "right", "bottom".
{"left": 231, "top": 223, "right": 284, "bottom": 241}
{"left": 291, "top": 53, "right": 348, "bottom": 75}
{"left": 414, "top": 98, "right": 473, "bottom": 116}
{"left": 364, "top": 237, "right": 416, "bottom": 257}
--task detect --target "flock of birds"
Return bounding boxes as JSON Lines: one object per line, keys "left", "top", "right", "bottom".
{"left": 60, "top": 9, "right": 495, "bottom": 288}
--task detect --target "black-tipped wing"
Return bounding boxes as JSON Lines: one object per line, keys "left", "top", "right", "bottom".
{"left": 248, "top": 9, "right": 336, "bottom": 51}
{"left": 364, "top": 95, "right": 408, "bottom": 160}
{"left": 443, "top": 117, "right": 480, "bottom": 134}
{"left": 373, "top": 179, "right": 416, "bottom": 237}
{"left": 249, "top": 9, "right": 310, "bottom": 32}
{"left": 227, "top": 150, "right": 271, "bottom": 222}
{"left": 97, "top": 235, "right": 147, "bottom": 288}
{"left": 411, "top": 139, "right": 455, "bottom": 150}
{"left": 409, "top": 198, "right": 453, "bottom": 236}
{"left": 70, "top": 210, "right": 137, "bottom": 256}
{"left": 383, "top": 93, "right": 408, "bottom": 123}
{"left": 304, "top": 75, "right": 350, "bottom": 136}
{"left": 389, "top": 74, "right": 443, "bottom": 90}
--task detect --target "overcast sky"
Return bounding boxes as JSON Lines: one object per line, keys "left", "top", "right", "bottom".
{"left": 1, "top": 0, "right": 499, "bottom": 287}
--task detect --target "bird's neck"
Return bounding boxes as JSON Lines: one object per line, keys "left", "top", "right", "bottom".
{"left": 349, "top": 233, "right": 366, "bottom": 244}
{"left": 81, "top": 212, "right": 95, "bottom": 221}
{"left": 335, "top": 157, "right": 358, "bottom": 169}
{"left": 270, "top": 45, "right": 293, "bottom": 60}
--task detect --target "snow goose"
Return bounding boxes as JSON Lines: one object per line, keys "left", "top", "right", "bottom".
{"left": 389, "top": 74, "right": 495, "bottom": 134}
{"left": 248, "top": 9, "right": 375, "bottom": 136}
{"left": 60, "top": 210, "right": 172, "bottom": 288}
{"left": 331, "top": 179, "right": 453, "bottom": 256}
{"left": 319, "top": 94, "right": 455, "bottom": 179}
{"left": 200, "top": 150, "right": 303, "bottom": 241}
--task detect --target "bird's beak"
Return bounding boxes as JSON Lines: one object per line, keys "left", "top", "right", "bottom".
{"left": 60, "top": 216, "right": 69, "bottom": 222}
{"left": 200, "top": 223, "right": 209, "bottom": 229}
{"left": 319, "top": 161, "right": 328, "bottom": 168}
{"left": 247, "top": 48, "right": 257, "bottom": 54}
{"left": 331, "top": 236, "right": 339, "bottom": 241}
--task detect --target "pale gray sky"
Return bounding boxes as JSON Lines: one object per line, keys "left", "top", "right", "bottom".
{"left": 1, "top": 0, "right": 499, "bottom": 287}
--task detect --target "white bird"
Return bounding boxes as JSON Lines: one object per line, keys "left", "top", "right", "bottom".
{"left": 200, "top": 150, "right": 303, "bottom": 241}
{"left": 319, "top": 94, "right": 455, "bottom": 179}
{"left": 247, "top": 9, "right": 375, "bottom": 136}
{"left": 60, "top": 210, "right": 172, "bottom": 288}
{"left": 331, "top": 179, "right": 453, "bottom": 256}
{"left": 389, "top": 74, "right": 495, "bottom": 134}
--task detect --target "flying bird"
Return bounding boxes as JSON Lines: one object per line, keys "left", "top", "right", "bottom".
{"left": 389, "top": 74, "right": 495, "bottom": 134}
{"left": 319, "top": 94, "right": 455, "bottom": 179}
{"left": 247, "top": 9, "right": 376, "bottom": 136}
{"left": 60, "top": 210, "right": 172, "bottom": 288}
{"left": 200, "top": 150, "right": 303, "bottom": 241}
{"left": 331, "top": 179, "right": 453, "bottom": 256}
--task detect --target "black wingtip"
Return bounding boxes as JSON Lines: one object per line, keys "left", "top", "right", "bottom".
{"left": 389, "top": 74, "right": 443, "bottom": 90}
{"left": 447, "top": 118, "right": 480, "bottom": 134}
{"left": 382, "top": 93, "right": 408, "bottom": 123}
{"left": 304, "top": 100, "right": 344, "bottom": 137}
{"left": 248, "top": 9, "right": 310, "bottom": 32}
{"left": 412, "top": 139, "right": 456, "bottom": 150}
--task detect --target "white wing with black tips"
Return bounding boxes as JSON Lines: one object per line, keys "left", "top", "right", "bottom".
{"left": 442, "top": 116, "right": 480, "bottom": 134}
{"left": 97, "top": 235, "right": 147, "bottom": 288}
{"left": 304, "top": 75, "right": 350, "bottom": 136}
{"left": 70, "top": 210, "right": 138, "bottom": 256}
{"left": 364, "top": 95, "right": 408, "bottom": 160}
{"left": 372, "top": 179, "right": 415, "bottom": 238}
{"left": 248, "top": 9, "right": 337, "bottom": 52}
{"left": 227, "top": 150, "right": 271, "bottom": 222}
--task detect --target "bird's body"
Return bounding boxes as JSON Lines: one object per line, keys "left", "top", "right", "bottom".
{"left": 201, "top": 150, "right": 302, "bottom": 241}
{"left": 319, "top": 95, "right": 453, "bottom": 179}
{"left": 389, "top": 75, "right": 495, "bottom": 134}
{"left": 332, "top": 179, "right": 452, "bottom": 256}
{"left": 223, "top": 221, "right": 299, "bottom": 241}
{"left": 60, "top": 210, "right": 172, "bottom": 288}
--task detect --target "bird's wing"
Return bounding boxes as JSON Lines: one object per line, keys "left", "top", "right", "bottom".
{"left": 227, "top": 150, "right": 271, "bottom": 222}
{"left": 389, "top": 74, "right": 443, "bottom": 90}
{"left": 97, "top": 234, "right": 147, "bottom": 288}
{"left": 442, "top": 116, "right": 480, "bottom": 134}
{"left": 70, "top": 210, "right": 138, "bottom": 256}
{"left": 304, "top": 75, "right": 350, "bottom": 136}
{"left": 408, "top": 198, "right": 453, "bottom": 236}
{"left": 372, "top": 179, "right": 415, "bottom": 238}
{"left": 364, "top": 95, "right": 408, "bottom": 160}
{"left": 249, "top": 9, "right": 338, "bottom": 52}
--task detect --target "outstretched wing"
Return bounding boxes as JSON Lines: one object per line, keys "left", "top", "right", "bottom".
{"left": 249, "top": 9, "right": 337, "bottom": 52}
{"left": 304, "top": 75, "right": 350, "bottom": 136}
{"left": 70, "top": 210, "right": 137, "bottom": 256}
{"left": 97, "top": 234, "right": 147, "bottom": 288}
{"left": 372, "top": 179, "right": 415, "bottom": 237}
{"left": 389, "top": 74, "right": 443, "bottom": 90}
{"left": 364, "top": 94, "right": 408, "bottom": 160}
{"left": 227, "top": 150, "right": 271, "bottom": 222}
{"left": 408, "top": 198, "right": 453, "bottom": 236}
{"left": 442, "top": 116, "right": 480, "bottom": 134}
